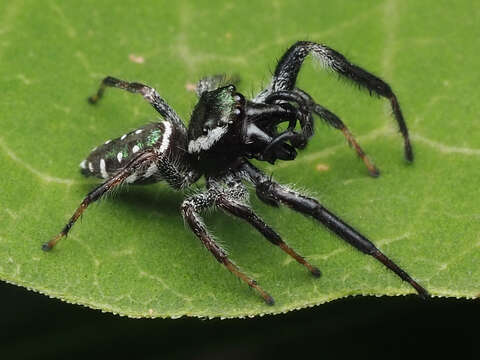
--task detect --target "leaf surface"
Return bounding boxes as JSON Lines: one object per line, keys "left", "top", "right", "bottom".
{"left": 1, "top": 0, "right": 479, "bottom": 318}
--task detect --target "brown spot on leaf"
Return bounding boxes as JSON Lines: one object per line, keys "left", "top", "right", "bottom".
{"left": 315, "top": 163, "right": 330, "bottom": 172}
{"left": 185, "top": 82, "right": 196, "bottom": 92}
{"left": 129, "top": 54, "right": 145, "bottom": 64}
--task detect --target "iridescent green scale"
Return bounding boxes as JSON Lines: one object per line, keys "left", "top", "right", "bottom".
{"left": 80, "top": 122, "right": 166, "bottom": 179}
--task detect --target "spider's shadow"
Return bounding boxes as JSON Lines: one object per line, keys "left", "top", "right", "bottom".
{"left": 111, "top": 184, "right": 252, "bottom": 234}
{"left": 81, "top": 182, "right": 268, "bottom": 246}
{"left": 82, "top": 182, "right": 185, "bottom": 222}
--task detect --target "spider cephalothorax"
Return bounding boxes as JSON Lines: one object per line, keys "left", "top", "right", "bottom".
{"left": 186, "top": 84, "right": 303, "bottom": 175}
{"left": 44, "top": 41, "right": 428, "bottom": 305}
{"left": 187, "top": 85, "right": 244, "bottom": 154}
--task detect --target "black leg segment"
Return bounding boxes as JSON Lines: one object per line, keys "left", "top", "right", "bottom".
{"left": 217, "top": 196, "right": 321, "bottom": 277}
{"left": 88, "top": 76, "right": 186, "bottom": 133}
{"left": 243, "top": 161, "right": 429, "bottom": 299}
{"left": 43, "top": 151, "right": 158, "bottom": 251}
{"left": 269, "top": 41, "right": 413, "bottom": 161}
{"left": 181, "top": 189, "right": 275, "bottom": 305}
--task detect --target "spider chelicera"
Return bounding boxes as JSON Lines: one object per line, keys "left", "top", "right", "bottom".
{"left": 43, "top": 41, "right": 428, "bottom": 305}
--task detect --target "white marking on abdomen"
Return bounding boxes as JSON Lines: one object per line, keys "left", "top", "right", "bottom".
{"left": 104, "top": 139, "right": 111, "bottom": 144}
{"left": 158, "top": 121, "right": 172, "bottom": 153}
{"left": 79, "top": 160, "right": 87, "bottom": 169}
{"left": 117, "top": 152, "right": 123, "bottom": 163}
{"left": 88, "top": 162, "right": 94, "bottom": 172}
{"left": 132, "top": 145, "right": 140, "bottom": 153}
{"left": 121, "top": 134, "right": 127, "bottom": 140}
{"left": 135, "top": 129, "right": 143, "bottom": 134}
{"left": 144, "top": 162, "right": 158, "bottom": 178}
{"left": 126, "top": 173, "right": 137, "bottom": 183}
{"left": 100, "top": 158, "right": 108, "bottom": 178}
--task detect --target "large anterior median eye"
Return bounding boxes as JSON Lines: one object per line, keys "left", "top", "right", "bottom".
{"left": 233, "top": 108, "right": 242, "bottom": 117}
{"left": 232, "top": 93, "right": 245, "bottom": 120}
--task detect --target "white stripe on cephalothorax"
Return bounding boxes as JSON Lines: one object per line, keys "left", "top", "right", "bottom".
{"left": 88, "top": 162, "right": 94, "bottom": 172}
{"left": 79, "top": 160, "right": 87, "bottom": 169}
{"left": 104, "top": 139, "right": 111, "bottom": 145}
{"left": 188, "top": 126, "right": 227, "bottom": 154}
{"left": 121, "top": 134, "right": 127, "bottom": 140}
{"left": 117, "top": 152, "right": 123, "bottom": 163}
{"left": 99, "top": 158, "right": 108, "bottom": 178}
{"left": 144, "top": 162, "right": 158, "bottom": 178}
{"left": 132, "top": 145, "right": 140, "bottom": 153}
{"left": 135, "top": 129, "right": 143, "bottom": 134}
{"left": 158, "top": 121, "right": 172, "bottom": 153}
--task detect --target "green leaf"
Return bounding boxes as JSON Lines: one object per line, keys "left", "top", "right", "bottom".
{"left": 1, "top": 0, "right": 478, "bottom": 318}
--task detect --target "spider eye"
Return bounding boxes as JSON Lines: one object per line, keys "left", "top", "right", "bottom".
{"left": 233, "top": 107, "right": 244, "bottom": 118}
{"left": 233, "top": 93, "right": 245, "bottom": 106}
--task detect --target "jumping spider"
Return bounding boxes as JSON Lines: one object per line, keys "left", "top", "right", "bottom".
{"left": 43, "top": 41, "right": 428, "bottom": 304}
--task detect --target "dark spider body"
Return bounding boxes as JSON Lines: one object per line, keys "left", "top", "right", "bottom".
{"left": 44, "top": 41, "right": 428, "bottom": 304}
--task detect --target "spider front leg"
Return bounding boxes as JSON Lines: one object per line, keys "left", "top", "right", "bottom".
{"left": 181, "top": 190, "right": 274, "bottom": 305}
{"left": 242, "top": 161, "right": 429, "bottom": 298}
{"left": 258, "top": 41, "right": 413, "bottom": 161}
{"left": 43, "top": 151, "right": 157, "bottom": 251}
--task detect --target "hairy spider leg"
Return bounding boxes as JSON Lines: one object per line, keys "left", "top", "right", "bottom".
{"left": 181, "top": 187, "right": 274, "bottom": 305}
{"left": 42, "top": 151, "right": 157, "bottom": 251}
{"left": 267, "top": 89, "right": 380, "bottom": 177}
{"left": 259, "top": 41, "right": 413, "bottom": 162}
{"left": 315, "top": 104, "right": 380, "bottom": 177}
{"left": 88, "top": 76, "right": 187, "bottom": 133}
{"left": 217, "top": 195, "right": 321, "bottom": 278}
{"left": 242, "top": 161, "right": 429, "bottom": 299}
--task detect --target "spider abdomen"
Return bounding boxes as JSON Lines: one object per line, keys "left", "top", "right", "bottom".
{"left": 79, "top": 121, "right": 172, "bottom": 180}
